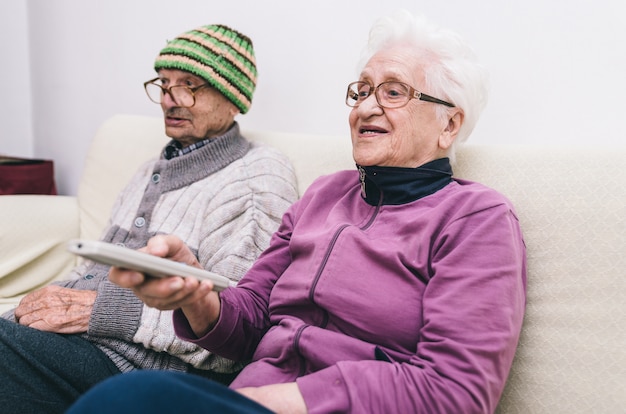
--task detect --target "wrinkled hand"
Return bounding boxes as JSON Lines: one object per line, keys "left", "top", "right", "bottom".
{"left": 108, "top": 234, "right": 221, "bottom": 337}
{"left": 237, "top": 382, "right": 307, "bottom": 414}
{"left": 14, "top": 285, "right": 96, "bottom": 333}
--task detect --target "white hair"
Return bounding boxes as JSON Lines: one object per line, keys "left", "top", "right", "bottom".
{"left": 357, "top": 10, "right": 489, "bottom": 162}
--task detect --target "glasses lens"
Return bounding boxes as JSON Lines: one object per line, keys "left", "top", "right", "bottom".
{"left": 144, "top": 82, "right": 195, "bottom": 107}
{"left": 145, "top": 82, "right": 163, "bottom": 104}
{"left": 377, "top": 82, "right": 410, "bottom": 108}
{"left": 169, "top": 86, "right": 195, "bottom": 108}
{"left": 346, "top": 82, "right": 371, "bottom": 107}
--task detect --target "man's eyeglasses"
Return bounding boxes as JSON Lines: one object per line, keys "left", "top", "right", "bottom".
{"left": 143, "top": 77, "right": 211, "bottom": 108}
{"left": 345, "top": 81, "right": 455, "bottom": 109}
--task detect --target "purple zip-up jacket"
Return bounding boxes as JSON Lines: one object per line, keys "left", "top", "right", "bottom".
{"left": 175, "top": 166, "right": 527, "bottom": 414}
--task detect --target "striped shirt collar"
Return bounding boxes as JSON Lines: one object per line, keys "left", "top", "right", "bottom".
{"left": 164, "top": 138, "right": 213, "bottom": 160}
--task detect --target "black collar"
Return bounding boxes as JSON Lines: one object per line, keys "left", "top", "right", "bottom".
{"left": 358, "top": 158, "right": 453, "bottom": 206}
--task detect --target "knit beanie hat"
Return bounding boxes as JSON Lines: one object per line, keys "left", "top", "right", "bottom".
{"left": 155, "top": 24, "right": 257, "bottom": 114}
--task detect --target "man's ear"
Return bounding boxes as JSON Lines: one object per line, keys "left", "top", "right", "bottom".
{"left": 230, "top": 105, "right": 240, "bottom": 118}
{"left": 439, "top": 110, "right": 464, "bottom": 150}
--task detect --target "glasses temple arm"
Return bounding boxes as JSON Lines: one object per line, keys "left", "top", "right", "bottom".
{"left": 418, "top": 92, "right": 455, "bottom": 107}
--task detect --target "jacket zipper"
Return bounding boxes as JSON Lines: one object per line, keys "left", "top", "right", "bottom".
{"left": 294, "top": 178, "right": 383, "bottom": 375}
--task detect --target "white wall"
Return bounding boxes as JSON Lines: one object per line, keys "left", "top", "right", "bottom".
{"left": 1, "top": 0, "right": 33, "bottom": 157}
{"left": 1, "top": 0, "right": 625, "bottom": 195}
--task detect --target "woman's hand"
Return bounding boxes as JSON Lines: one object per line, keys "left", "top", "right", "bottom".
{"left": 108, "top": 234, "right": 221, "bottom": 337}
{"left": 237, "top": 382, "right": 307, "bottom": 414}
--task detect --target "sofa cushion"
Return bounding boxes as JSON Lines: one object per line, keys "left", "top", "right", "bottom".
{"left": 0, "top": 195, "right": 80, "bottom": 313}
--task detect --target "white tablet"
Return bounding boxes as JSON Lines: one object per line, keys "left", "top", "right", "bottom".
{"left": 67, "top": 239, "right": 230, "bottom": 291}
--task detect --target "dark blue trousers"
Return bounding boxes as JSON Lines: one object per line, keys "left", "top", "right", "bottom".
{"left": 0, "top": 317, "right": 121, "bottom": 414}
{"left": 66, "top": 370, "right": 273, "bottom": 414}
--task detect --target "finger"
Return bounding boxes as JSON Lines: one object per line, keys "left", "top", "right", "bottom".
{"left": 109, "top": 267, "right": 146, "bottom": 288}
{"left": 130, "top": 276, "right": 186, "bottom": 308}
{"left": 145, "top": 235, "right": 196, "bottom": 265}
{"left": 134, "top": 277, "right": 207, "bottom": 310}
{"left": 22, "top": 315, "right": 67, "bottom": 333}
{"left": 14, "top": 295, "right": 42, "bottom": 319}
{"left": 16, "top": 311, "right": 54, "bottom": 330}
{"left": 144, "top": 234, "right": 180, "bottom": 258}
{"left": 168, "top": 279, "right": 215, "bottom": 309}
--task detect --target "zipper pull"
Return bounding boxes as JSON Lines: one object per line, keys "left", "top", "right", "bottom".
{"left": 358, "top": 166, "right": 366, "bottom": 198}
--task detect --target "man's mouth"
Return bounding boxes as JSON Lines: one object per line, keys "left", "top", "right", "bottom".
{"left": 164, "top": 115, "right": 190, "bottom": 127}
{"left": 164, "top": 109, "right": 191, "bottom": 126}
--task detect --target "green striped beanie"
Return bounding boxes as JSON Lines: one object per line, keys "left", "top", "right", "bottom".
{"left": 155, "top": 24, "right": 257, "bottom": 114}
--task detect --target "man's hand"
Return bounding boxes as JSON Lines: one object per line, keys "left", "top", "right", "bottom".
{"left": 14, "top": 285, "right": 96, "bottom": 333}
{"left": 108, "top": 234, "right": 221, "bottom": 337}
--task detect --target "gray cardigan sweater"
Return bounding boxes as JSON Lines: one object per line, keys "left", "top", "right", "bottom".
{"left": 5, "top": 123, "right": 298, "bottom": 376}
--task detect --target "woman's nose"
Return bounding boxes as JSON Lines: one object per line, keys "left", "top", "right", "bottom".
{"left": 357, "top": 93, "right": 384, "bottom": 115}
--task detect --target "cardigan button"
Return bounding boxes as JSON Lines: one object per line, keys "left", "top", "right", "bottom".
{"left": 134, "top": 217, "right": 146, "bottom": 228}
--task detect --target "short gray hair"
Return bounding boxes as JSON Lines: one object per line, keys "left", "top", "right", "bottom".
{"left": 357, "top": 10, "right": 489, "bottom": 162}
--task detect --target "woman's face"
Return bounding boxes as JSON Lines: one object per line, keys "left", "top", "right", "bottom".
{"left": 348, "top": 44, "right": 461, "bottom": 168}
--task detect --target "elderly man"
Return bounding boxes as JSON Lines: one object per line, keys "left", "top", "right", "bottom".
{"left": 0, "top": 24, "right": 298, "bottom": 414}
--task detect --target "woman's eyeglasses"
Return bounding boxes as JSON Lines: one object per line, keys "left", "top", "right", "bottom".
{"left": 345, "top": 81, "right": 454, "bottom": 109}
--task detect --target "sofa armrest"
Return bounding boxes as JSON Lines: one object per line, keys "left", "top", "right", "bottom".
{"left": 0, "top": 195, "right": 80, "bottom": 313}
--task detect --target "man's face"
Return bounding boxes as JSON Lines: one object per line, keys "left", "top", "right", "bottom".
{"left": 157, "top": 69, "right": 239, "bottom": 146}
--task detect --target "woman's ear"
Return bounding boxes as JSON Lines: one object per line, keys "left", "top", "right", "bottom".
{"left": 439, "top": 110, "right": 464, "bottom": 150}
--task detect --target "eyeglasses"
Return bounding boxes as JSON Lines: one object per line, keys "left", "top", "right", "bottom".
{"left": 345, "top": 81, "right": 455, "bottom": 109}
{"left": 143, "top": 77, "right": 211, "bottom": 108}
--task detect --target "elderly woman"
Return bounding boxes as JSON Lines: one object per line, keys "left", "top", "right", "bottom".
{"left": 68, "top": 10, "right": 526, "bottom": 414}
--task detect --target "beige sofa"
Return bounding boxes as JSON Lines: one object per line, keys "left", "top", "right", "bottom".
{"left": 1, "top": 114, "right": 624, "bottom": 413}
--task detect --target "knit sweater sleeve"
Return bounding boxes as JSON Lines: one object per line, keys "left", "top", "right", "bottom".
{"left": 132, "top": 144, "right": 298, "bottom": 369}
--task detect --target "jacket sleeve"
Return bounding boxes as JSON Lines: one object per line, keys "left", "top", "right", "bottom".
{"left": 173, "top": 201, "right": 298, "bottom": 361}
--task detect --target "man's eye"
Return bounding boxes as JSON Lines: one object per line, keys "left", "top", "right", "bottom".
{"left": 356, "top": 86, "right": 370, "bottom": 99}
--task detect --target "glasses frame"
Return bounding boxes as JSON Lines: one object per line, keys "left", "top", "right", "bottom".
{"left": 346, "top": 81, "right": 455, "bottom": 109}
{"left": 143, "top": 77, "right": 211, "bottom": 108}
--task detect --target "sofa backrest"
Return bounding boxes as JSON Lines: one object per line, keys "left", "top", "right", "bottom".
{"left": 80, "top": 114, "right": 626, "bottom": 412}
{"left": 455, "top": 146, "right": 626, "bottom": 413}
{"left": 78, "top": 114, "right": 356, "bottom": 241}
{"left": 78, "top": 115, "right": 168, "bottom": 241}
